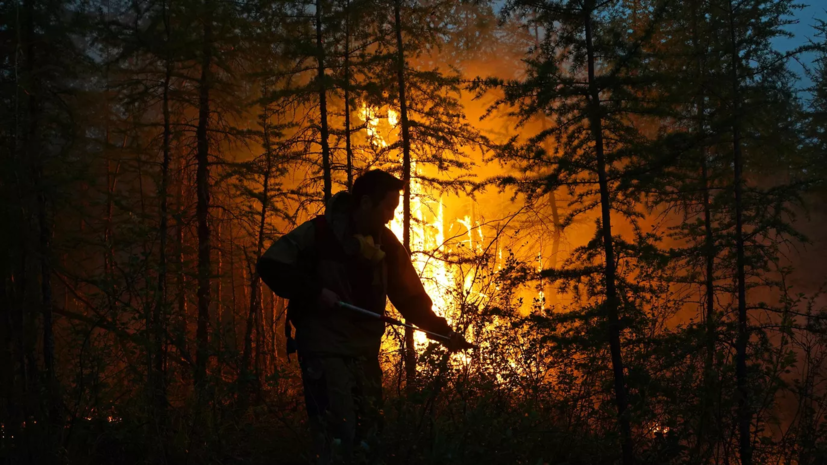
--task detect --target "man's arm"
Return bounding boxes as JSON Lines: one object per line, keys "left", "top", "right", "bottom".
{"left": 384, "top": 230, "right": 452, "bottom": 336}
{"left": 256, "top": 221, "right": 322, "bottom": 303}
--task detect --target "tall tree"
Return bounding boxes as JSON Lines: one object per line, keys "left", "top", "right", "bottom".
{"left": 393, "top": 0, "right": 418, "bottom": 384}
{"left": 152, "top": 0, "right": 175, "bottom": 423}
{"left": 239, "top": 81, "right": 287, "bottom": 400}
{"left": 652, "top": 0, "right": 727, "bottom": 457}
{"left": 194, "top": 0, "right": 213, "bottom": 391}
{"left": 582, "top": 6, "right": 633, "bottom": 460}
{"left": 716, "top": 1, "right": 799, "bottom": 462}
{"left": 372, "top": 0, "right": 488, "bottom": 384}
{"left": 476, "top": 1, "right": 685, "bottom": 462}
{"left": 343, "top": 0, "right": 355, "bottom": 189}
{"left": 1, "top": 0, "right": 89, "bottom": 455}
{"left": 808, "top": 19, "right": 827, "bottom": 189}
{"left": 24, "top": 0, "right": 59, "bottom": 428}
{"left": 316, "top": 0, "right": 333, "bottom": 201}
{"left": 727, "top": 0, "right": 751, "bottom": 460}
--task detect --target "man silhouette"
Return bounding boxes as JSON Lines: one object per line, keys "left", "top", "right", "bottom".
{"left": 257, "top": 169, "right": 470, "bottom": 464}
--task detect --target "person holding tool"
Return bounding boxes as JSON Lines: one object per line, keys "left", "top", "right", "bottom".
{"left": 256, "top": 169, "right": 472, "bottom": 464}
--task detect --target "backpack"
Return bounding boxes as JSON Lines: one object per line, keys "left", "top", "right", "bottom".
{"left": 284, "top": 215, "right": 334, "bottom": 358}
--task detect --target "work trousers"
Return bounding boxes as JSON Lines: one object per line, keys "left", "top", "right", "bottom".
{"left": 299, "top": 355, "right": 383, "bottom": 464}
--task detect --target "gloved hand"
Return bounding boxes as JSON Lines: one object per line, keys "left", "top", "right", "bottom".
{"left": 354, "top": 234, "right": 385, "bottom": 263}
{"left": 441, "top": 330, "right": 475, "bottom": 352}
{"left": 317, "top": 288, "right": 340, "bottom": 311}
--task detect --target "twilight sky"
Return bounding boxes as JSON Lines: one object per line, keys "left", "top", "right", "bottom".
{"left": 776, "top": 3, "right": 824, "bottom": 92}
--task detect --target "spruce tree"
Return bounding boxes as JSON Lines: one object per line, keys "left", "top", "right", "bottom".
{"left": 365, "top": 0, "right": 488, "bottom": 384}
{"left": 655, "top": 0, "right": 809, "bottom": 461}
{"left": 710, "top": 1, "right": 800, "bottom": 462}
{"left": 475, "top": 1, "right": 681, "bottom": 462}
{"left": 808, "top": 18, "right": 827, "bottom": 187}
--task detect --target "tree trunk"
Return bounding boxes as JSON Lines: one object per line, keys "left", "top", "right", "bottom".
{"left": 241, "top": 251, "right": 257, "bottom": 403}
{"left": 394, "top": 0, "right": 416, "bottom": 386}
{"left": 176, "top": 145, "right": 189, "bottom": 370}
{"left": 255, "top": 292, "right": 263, "bottom": 380}
{"left": 267, "top": 292, "right": 279, "bottom": 373}
{"left": 728, "top": 1, "right": 751, "bottom": 463}
{"left": 344, "top": 0, "right": 354, "bottom": 190}
{"left": 584, "top": 7, "right": 634, "bottom": 465}
{"left": 699, "top": 135, "right": 719, "bottom": 456}
{"left": 315, "top": 0, "right": 332, "bottom": 202}
{"left": 241, "top": 88, "right": 273, "bottom": 401}
{"left": 216, "top": 213, "right": 223, "bottom": 384}
{"left": 36, "top": 120, "right": 56, "bottom": 423}
{"left": 153, "top": 0, "right": 173, "bottom": 423}
{"left": 195, "top": 0, "right": 213, "bottom": 390}
{"left": 691, "top": 2, "right": 717, "bottom": 458}
{"left": 534, "top": 20, "right": 561, "bottom": 305}
{"left": 230, "top": 225, "right": 239, "bottom": 356}
{"left": 24, "top": 0, "right": 59, "bottom": 436}
{"left": 549, "top": 191, "right": 560, "bottom": 269}
{"left": 540, "top": 119, "right": 561, "bottom": 305}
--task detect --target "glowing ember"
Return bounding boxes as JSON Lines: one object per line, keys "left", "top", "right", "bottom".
{"left": 650, "top": 422, "right": 670, "bottom": 436}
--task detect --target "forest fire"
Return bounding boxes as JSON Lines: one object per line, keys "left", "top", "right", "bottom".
{"left": 3, "top": 0, "right": 826, "bottom": 463}
{"left": 358, "top": 102, "right": 487, "bottom": 351}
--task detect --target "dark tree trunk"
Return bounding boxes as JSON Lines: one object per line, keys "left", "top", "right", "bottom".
{"left": 230, "top": 226, "right": 238, "bottom": 355}
{"left": 37, "top": 166, "right": 54, "bottom": 395}
{"left": 270, "top": 295, "right": 278, "bottom": 370}
{"left": 153, "top": 0, "right": 173, "bottom": 423}
{"left": 534, "top": 22, "right": 561, "bottom": 303}
{"left": 241, "top": 88, "right": 273, "bottom": 401}
{"left": 344, "top": 0, "right": 354, "bottom": 190}
{"left": 176, "top": 146, "right": 189, "bottom": 367}
{"left": 36, "top": 132, "right": 57, "bottom": 428}
{"left": 195, "top": 0, "right": 213, "bottom": 389}
{"left": 584, "top": 7, "right": 634, "bottom": 465}
{"left": 255, "top": 292, "right": 263, "bottom": 379}
{"left": 394, "top": 0, "right": 416, "bottom": 385}
{"left": 549, "top": 191, "right": 560, "bottom": 269}
{"left": 690, "top": 2, "right": 718, "bottom": 458}
{"left": 215, "top": 216, "right": 223, "bottom": 386}
{"left": 241, "top": 248, "right": 257, "bottom": 403}
{"left": 728, "top": 2, "right": 751, "bottom": 463}
{"left": 540, "top": 120, "right": 561, "bottom": 304}
{"left": 315, "top": 0, "right": 332, "bottom": 202}
{"left": 24, "top": 0, "right": 59, "bottom": 437}
{"left": 699, "top": 139, "right": 719, "bottom": 457}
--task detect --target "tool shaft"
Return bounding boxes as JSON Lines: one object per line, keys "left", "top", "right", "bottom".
{"left": 337, "top": 301, "right": 451, "bottom": 342}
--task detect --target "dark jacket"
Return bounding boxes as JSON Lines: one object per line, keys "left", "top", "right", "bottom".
{"left": 256, "top": 191, "right": 451, "bottom": 358}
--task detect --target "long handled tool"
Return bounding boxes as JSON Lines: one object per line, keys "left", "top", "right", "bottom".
{"left": 337, "top": 301, "right": 475, "bottom": 348}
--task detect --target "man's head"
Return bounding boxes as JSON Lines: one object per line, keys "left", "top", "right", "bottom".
{"left": 351, "top": 170, "right": 403, "bottom": 232}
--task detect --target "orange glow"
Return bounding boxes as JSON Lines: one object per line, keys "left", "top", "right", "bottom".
{"left": 359, "top": 103, "right": 486, "bottom": 363}
{"left": 650, "top": 422, "right": 670, "bottom": 436}
{"left": 360, "top": 102, "right": 387, "bottom": 148}
{"left": 356, "top": 102, "right": 562, "bottom": 379}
